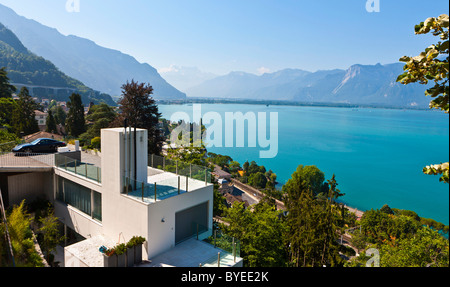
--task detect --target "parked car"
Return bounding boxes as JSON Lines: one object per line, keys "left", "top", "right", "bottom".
{"left": 12, "top": 138, "right": 66, "bottom": 154}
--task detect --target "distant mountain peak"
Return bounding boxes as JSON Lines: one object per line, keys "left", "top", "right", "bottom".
{"left": 0, "top": 3, "right": 186, "bottom": 100}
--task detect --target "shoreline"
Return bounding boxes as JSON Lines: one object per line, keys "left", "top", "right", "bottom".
{"left": 157, "top": 98, "right": 431, "bottom": 112}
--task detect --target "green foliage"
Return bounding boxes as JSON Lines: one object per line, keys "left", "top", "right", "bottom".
{"left": 397, "top": 14, "right": 449, "bottom": 184}
{"left": 45, "top": 109, "right": 57, "bottom": 133}
{"left": 247, "top": 172, "right": 267, "bottom": 189}
{"left": 221, "top": 202, "right": 288, "bottom": 267}
{"left": 114, "top": 80, "right": 164, "bottom": 155}
{"left": 0, "top": 66, "right": 15, "bottom": 99}
{"left": 38, "top": 205, "right": 65, "bottom": 264}
{"left": 11, "top": 87, "right": 39, "bottom": 136}
{"left": 379, "top": 227, "right": 449, "bottom": 267}
{"left": 283, "top": 166, "right": 345, "bottom": 267}
{"left": 380, "top": 204, "right": 394, "bottom": 215}
{"left": 5, "top": 200, "right": 44, "bottom": 267}
{"left": 66, "top": 93, "right": 86, "bottom": 137}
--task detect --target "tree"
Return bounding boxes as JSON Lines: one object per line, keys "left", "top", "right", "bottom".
{"left": 66, "top": 93, "right": 86, "bottom": 137}
{"left": 248, "top": 172, "right": 267, "bottom": 189}
{"left": 379, "top": 227, "right": 449, "bottom": 267}
{"left": 45, "top": 110, "right": 57, "bottom": 134}
{"left": 114, "top": 80, "right": 164, "bottom": 155}
{"left": 397, "top": 14, "right": 449, "bottom": 184}
{"left": 6, "top": 200, "right": 44, "bottom": 267}
{"left": 38, "top": 207, "right": 65, "bottom": 265}
{"left": 79, "top": 103, "right": 117, "bottom": 145}
{"left": 11, "top": 87, "right": 39, "bottom": 136}
{"left": 0, "top": 97, "right": 15, "bottom": 127}
{"left": 282, "top": 165, "right": 327, "bottom": 198}
{"left": 221, "top": 202, "right": 288, "bottom": 267}
{"left": 283, "top": 166, "right": 344, "bottom": 267}
{"left": 51, "top": 105, "right": 67, "bottom": 127}
{"left": 0, "top": 67, "right": 15, "bottom": 99}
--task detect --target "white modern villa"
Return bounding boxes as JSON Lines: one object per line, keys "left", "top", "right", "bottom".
{"left": 0, "top": 127, "right": 243, "bottom": 267}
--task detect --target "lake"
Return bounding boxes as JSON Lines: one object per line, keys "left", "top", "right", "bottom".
{"left": 158, "top": 103, "right": 449, "bottom": 225}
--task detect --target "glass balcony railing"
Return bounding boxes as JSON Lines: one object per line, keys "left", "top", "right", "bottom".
{"left": 148, "top": 154, "right": 212, "bottom": 184}
{"left": 55, "top": 153, "right": 101, "bottom": 183}
{"left": 194, "top": 223, "right": 241, "bottom": 267}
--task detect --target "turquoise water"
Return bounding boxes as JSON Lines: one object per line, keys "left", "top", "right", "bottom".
{"left": 158, "top": 104, "right": 449, "bottom": 225}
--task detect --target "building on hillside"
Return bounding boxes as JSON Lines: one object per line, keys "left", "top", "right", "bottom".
{"left": 0, "top": 127, "right": 243, "bottom": 267}
{"left": 34, "top": 110, "right": 48, "bottom": 131}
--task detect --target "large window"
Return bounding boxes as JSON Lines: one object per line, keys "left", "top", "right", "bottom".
{"left": 57, "top": 176, "right": 102, "bottom": 222}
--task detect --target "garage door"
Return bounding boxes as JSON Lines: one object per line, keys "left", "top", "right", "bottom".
{"left": 175, "top": 201, "right": 208, "bottom": 244}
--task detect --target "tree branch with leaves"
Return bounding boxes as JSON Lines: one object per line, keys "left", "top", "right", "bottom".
{"left": 397, "top": 14, "right": 449, "bottom": 184}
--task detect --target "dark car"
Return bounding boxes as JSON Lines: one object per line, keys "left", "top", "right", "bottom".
{"left": 12, "top": 138, "right": 66, "bottom": 154}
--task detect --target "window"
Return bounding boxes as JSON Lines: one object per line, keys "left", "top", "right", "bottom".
{"left": 92, "top": 191, "right": 102, "bottom": 221}
{"left": 64, "top": 180, "right": 91, "bottom": 215}
{"left": 57, "top": 176, "right": 102, "bottom": 222}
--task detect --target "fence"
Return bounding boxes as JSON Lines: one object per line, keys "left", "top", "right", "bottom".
{"left": 0, "top": 152, "right": 55, "bottom": 168}
{"left": 55, "top": 153, "right": 101, "bottom": 183}
{"left": 148, "top": 154, "right": 212, "bottom": 184}
{"left": 195, "top": 223, "right": 241, "bottom": 267}
{"left": 123, "top": 154, "right": 212, "bottom": 203}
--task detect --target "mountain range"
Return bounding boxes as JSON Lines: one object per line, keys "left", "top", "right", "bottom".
{"left": 186, "top": 64, "right": 432, "bottom": 108}
{"left": 0, "top": 3, "right": 432, "bottom": 108}
{"left": 0, "top": 3, "right": 186, "bottom": 101}
{"left": 0, "top": 22, "right": 115, "bottom": 106}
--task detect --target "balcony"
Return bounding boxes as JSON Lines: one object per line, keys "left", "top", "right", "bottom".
{"left": 55, "top": 153, "right": 101, "bottom": 183}
{"left": 123, "top": 154, "right": 212, "bottom": 204}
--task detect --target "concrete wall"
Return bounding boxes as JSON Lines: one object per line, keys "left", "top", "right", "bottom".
{"left": 7, "top": 171, "right": 53, "bottom": 206}
{"left": 100, "top": 128, "right": 150, "bottom": 256}
{"left": 146, "top": 184, "right": 213, "bottom": 259}
{"left": 54, "top": 201, "right": 103, "bottom": 239}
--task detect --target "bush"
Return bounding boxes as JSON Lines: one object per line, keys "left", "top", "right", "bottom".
{"left": 90, "top": 137, "right": 101, "bottom": 149}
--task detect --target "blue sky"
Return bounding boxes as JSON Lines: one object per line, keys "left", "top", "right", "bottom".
{"left": 0, "top": 0, "right": 448, "bottom": 75}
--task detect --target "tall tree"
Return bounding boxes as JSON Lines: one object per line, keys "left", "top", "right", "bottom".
{"left": 65, "top": 93, "right": 86, "bottom": 137}
{"left": 45, "top": 110, "right": 57, "bottom": 134}
{"left": 221, "top": 202, "right": 288, "bottom": 267}
{"left": 115, "top": 80, "right": 163, "bottom": 155}
{"left": 0, "top": 67, "right": 15, "bottom": 99}
{"left": 283, "top": 165, "right": 344, "bottom": 267}
{"left": 397, "top": 14, "right": 449, "bottom": 184}
{"left": 11, "top": 87, "right": 39, "bottom": 136}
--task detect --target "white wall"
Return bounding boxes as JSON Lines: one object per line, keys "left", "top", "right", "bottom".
{"left": 100, "top": 128, "right": 150, "bottom": 255}
{"left": 146, "top": 184, "right": 213, "bottom": 259}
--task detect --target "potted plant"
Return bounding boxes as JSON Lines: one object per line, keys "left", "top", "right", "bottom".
{"left": 128, "top": 236, "right": 146, "bottom": 264}
{"left": 115, "top": 243, "right": 127, "bottom": 267}
{"left": 103, "top": 247, "right": 117, "bottom": 267}
{"left": 125, "top": 240, "right": 135, "bottom": 267}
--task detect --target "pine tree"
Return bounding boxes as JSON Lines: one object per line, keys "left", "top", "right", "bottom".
{"left": 0, "top": 67, "right": 15, "bottom": 99}
{"left": 65, "top": 93, "right": 86, "bottom": 137}
{"left": 45, "top": 110, "right": 57, "bottom": 134}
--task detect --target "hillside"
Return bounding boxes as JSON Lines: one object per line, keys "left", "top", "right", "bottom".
{"left": 0, "top": 22, "right": 116, "bottom": 106}
{"left": 0, "top": 3, "right": 186, "bottom": 101}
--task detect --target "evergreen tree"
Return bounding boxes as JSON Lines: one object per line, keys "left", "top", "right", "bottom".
{"left": 0, "top": 67, "right": 15, "bottom": 99}
{"left": 283, "top": 166, "right": 344, "bottom": 267}
{"left": 11, "top": 87, "right": 39, "bottom": 136}
{"left": 45, "top": 110, "right": 57, "bottom": 134}
{"left": 114, "top": 80, "right": 164, "bottom": 155}
{"left": 66, "top": 93, "right": 86, "bottom": 137}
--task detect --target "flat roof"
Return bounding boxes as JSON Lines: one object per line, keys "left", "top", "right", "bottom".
{"left": 138, "top": 238, "right": 241, "bottom": 267}
{"left": 64, "top": 235, "right": 116, "bottom": 267}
